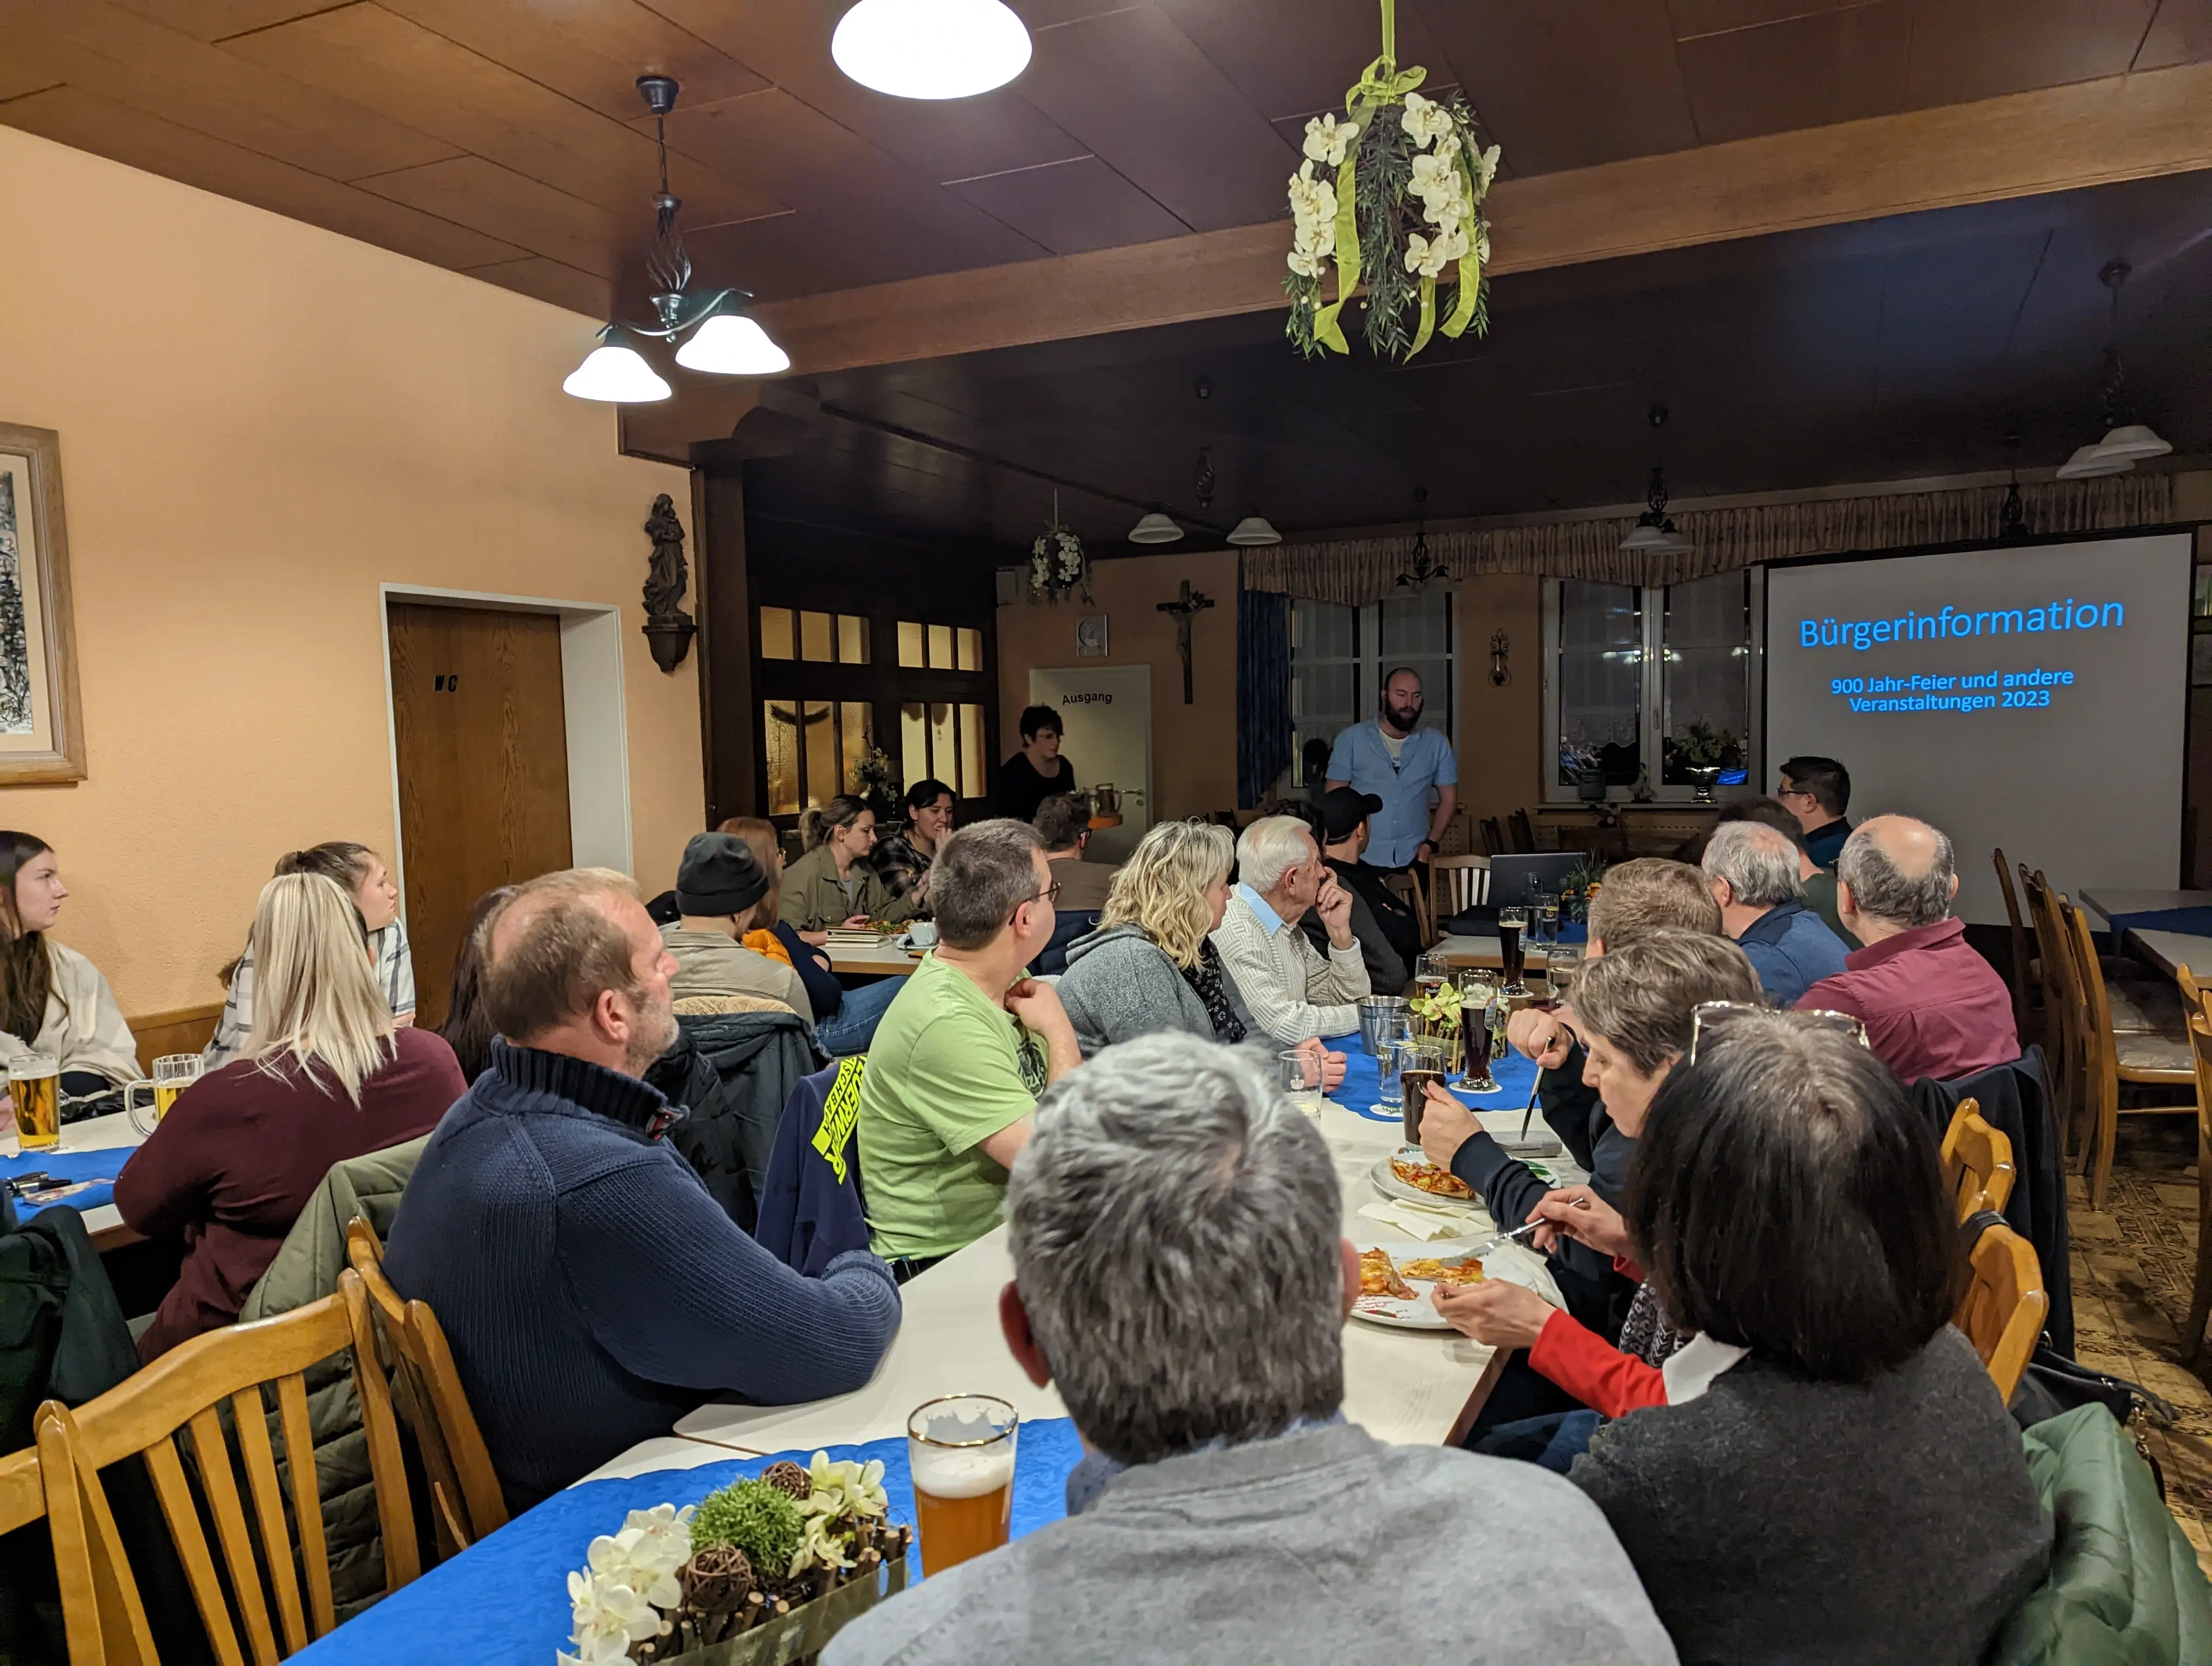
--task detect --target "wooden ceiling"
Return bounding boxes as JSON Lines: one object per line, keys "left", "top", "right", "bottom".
{"left": 735, "top": 170, "right": 2212, "bottom": 553}
{"left": 4, "top": 1, "right": 2208, "bottom": 325}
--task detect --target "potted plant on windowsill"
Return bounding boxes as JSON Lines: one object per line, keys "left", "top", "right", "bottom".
{"left": 1670, "top": 721, "right": 1740, "bottom": 804}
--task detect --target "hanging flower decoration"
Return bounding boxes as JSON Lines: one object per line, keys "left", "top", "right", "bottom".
{"left": 1029, "top": 490, "right": 1091, "bottom": 605}
{"left": 1285, "top": 2, "right": 1501, "bottom": 364}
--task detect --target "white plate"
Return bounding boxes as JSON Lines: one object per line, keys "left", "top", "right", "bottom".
{"left": 1367, "top": 1147, "right": 1482, "bottom": 1212}
{"left": 1349, "top": 1240, "right": 1560, "bottom": 1330}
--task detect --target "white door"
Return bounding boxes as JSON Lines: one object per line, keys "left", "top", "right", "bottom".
{"left": 1030, "top": 665, "right": 1152, "bottom": 863}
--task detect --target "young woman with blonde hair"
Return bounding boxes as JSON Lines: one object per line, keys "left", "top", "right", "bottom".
{"left": 777, "top": 796, "right": 917, "bottom": 937}
{"left": 117, "top": 873, "right": 465, "bottom": 1360}
{"left": 1056, "top": 821, "right": 1343, "bottom": 1091}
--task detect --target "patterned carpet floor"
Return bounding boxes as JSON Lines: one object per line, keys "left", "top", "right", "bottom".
{"left": 2065, "top": 1116, "right": 2212, "bottom": 1573}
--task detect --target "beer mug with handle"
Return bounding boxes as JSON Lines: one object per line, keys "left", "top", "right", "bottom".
{"left": 126, "top": 1054, "right": 204, "bottom": 1137}
{"left": 907, "top": 1394, "right": 1018, "bottom": 1577}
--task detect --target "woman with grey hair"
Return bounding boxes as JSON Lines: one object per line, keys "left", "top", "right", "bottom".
{"left": 1056, "top": 821, "right": 1343, "bottom": 1088}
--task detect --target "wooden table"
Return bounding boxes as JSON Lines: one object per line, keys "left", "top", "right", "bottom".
{"left": 2080, "top": 889, "right": 2212, "bottom": 924}
{"left": 1, "top": 1108, "right": 146, "bottom": 1250}
{"left": 825, "top": 935, "right": 923, "bottom": 978}
{"left": 674, "top": 1093, "right": 1522, "bottom": 1458}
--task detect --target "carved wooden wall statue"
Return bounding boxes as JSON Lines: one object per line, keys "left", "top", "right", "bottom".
{"left": 641, "top": 492, "right": 696, "bottom": 673}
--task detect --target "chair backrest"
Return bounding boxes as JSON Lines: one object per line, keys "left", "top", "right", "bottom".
{"left": 2061, "top": 898, "right": 2121, "bottom": 1119}
{"left": 36, "top": 1276, "right": 413, "bottom": 1666}
{"left": 1478, "top": 817, "right": 1504, "bottom": 857}
{"left": 2021, "top": 869, "right": 2080, "bottom": 1133}
{"left": 671, "top": 993, "right": 793, "bottom": 1017}
{"left": 2177, "top": 963, "right": 2210, "bottom": 1022}
{"left": 1429, "top": 855, "right": 1489, "bottom": 926}
{"left": 1507, "top": 809, "right": 1535, "bottom": 853}
{"left": 1939, "top": 1098, "right": 2016, "bottom": 1223}
{"left": 1955, "top": 1220, "right": 2048, "bottom": 1404}
{"left": 2181, "top": 999, "right": 2212, "bottom": 1165}
{"left": 1383, "top": 870, "right": 1432, "bottom": 953}
{"left": 1991, "top": 847, "right": 2033, "bottom": 1034}
{"left": 345, "top": 1219, "right": 508, "bottom": 1559}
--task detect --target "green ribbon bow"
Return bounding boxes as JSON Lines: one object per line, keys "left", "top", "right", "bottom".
{"left": 1309, "top": 0, "right": 1428, "bottom": 356}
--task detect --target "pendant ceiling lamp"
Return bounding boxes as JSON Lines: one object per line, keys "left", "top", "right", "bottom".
{"left": 1621, "top": 407, "right": 1693, "bottom": 555}
{"left": 563, "top": 76, "right": 788, "bottom": 403}
{"left": 2056, "top": 261, "right": 2170, "bottom": 477}
{"left": 1227, "top": 515, "right": 1282, "bottom": 546}
{"left": 1127, "top": 510, "right": 1184, "bottom": 544}
{"left": 832, "top": 0, "right": 1033, "bottom": 100}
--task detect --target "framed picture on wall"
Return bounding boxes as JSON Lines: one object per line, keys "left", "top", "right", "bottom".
{"left": 0, "top": 425, "right": 86, "bottom": 783}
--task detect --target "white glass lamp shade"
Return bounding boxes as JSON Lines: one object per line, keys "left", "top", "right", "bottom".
{"left": 1227, "top": 515, "right": 1282, "bottom": 546}
{"left": 674, "top": 312, "right": 792, "bottom": 376}
{"left": 2091, "top": 422, "right": 2171, "bottom": 463}
{"left": 832, "top": 0, "right": 1032, "bottom": 100}
{"left": 563, "top": 338, "right": 671, "bottom": 403}
{"left": 1620, "top": 518, "right": 1693, "bottom": 556}
{"left": 1127, "top": 511, "right": 1185, "bottom": 545}
{"left": 2055, "top": 442, "right": 2132, "bottom": 480}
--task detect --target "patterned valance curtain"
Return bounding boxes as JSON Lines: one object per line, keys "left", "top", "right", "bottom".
{"left": 1242, "top": 473, "right": 2175, "bottom": 605}
{"left": 1237, "top": 587, "right": 1293, "bottom": 810}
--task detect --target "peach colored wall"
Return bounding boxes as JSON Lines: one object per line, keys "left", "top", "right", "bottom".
{"left": 996, "top": 551, "right": 1240, "bottom": 822}
{"left": 0, "top": 127, "right": 700, "bottom": 1016}
{"left": 1454, "top": 576, "right": 1544, "bottom": 828}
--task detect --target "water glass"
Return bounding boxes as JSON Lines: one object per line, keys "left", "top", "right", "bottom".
{"left": 1277, "top": 1049, "right": 1325, "bottom": 1115}
{"left": 1377, "top": 1037, "right": 1410, "bottom": 1112}
{"left": 1546, "top": 943, "right": 1585, "bottom": 1005}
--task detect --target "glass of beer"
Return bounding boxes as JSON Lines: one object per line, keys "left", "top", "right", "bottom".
{"left": 10, "top": 1054, "right": 60, "bottom": 1152}
{"left": 907, "top": 1394, "right": 1018, "bottom": 1575}
{"left": 1546, "top": 943, "right": 1585, "bottom": 1006}
{"left": 1399, "top": 1039, "right": 1449, "bottom": 1145}
{"left": 1496, "top": 907, "right": 1528, "bottom": 995}
{"left": 125, "top": 1054, "right": 204, "bottom": 1136}
{"left": 1414, "top": 950, "right": 1447, "bottom": 997}
{"left": 1456, "top": 977, "right": 1500, "bottom": 1092}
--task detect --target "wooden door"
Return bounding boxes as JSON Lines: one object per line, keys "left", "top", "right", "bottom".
{"left": 388, "top": 605, "right": 573, "bottom": 1028}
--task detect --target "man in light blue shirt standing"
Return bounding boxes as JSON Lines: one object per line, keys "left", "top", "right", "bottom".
{"left": 1325, "top": 667, "right": 1458, "bottom": 872}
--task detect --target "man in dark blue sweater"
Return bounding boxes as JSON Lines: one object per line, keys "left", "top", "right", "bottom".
{"left": 385, "top": 869, "right": 901, "bottom": 1510}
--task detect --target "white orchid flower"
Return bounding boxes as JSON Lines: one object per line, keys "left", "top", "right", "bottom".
{"left": 1404, "top": 233, "right": 1451, "bottom": 279}
{"left": 1475, "top": 143, "right": 1502, "bottom": 194}
{"left": 567, "top": 1568, "right": 660, "bottom": 1661}
{"left": 1288, "top": 247, "right": 1325, "bottom": 277}
{"left": 587, "top": 1528, "right": 684, "bottom": 1612}
{"left": 1400, "top": 92, "right": 1454, "bottom": 149}
{"left": 1301, "top": 112, "right": 1360, "bottom": 168}
{"left": 1477, "top": 222, "right": 1492, "bottom": 263}
{"left": 1409, "top": 151, "right": 1458, "bottom": 203}
{"left": 620, "top": 1503, "right": 695, "bottom": 1581}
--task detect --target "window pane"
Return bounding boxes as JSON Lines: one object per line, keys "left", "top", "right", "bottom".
{"left": 1377, "top": 591, "right": 1451, "bottom": 657}
{"left": 800, "top": 611, "right": 834, "bottom": 663}
{"left": 839, "top": 702, "right": 873, "bottom": 795}
{"left": 898, "top": 621, "right": 925, "bottom": 668}
{"left": 901, "top": 703, "right": 928, "bottom": 791}
{"left": 838, "top": 614, "right": 869, "bottom": 665}
{"left": 1661, "top": 572, "right": 1752, "bottom": 785}
{"left": 802, "top": 701, "right": 835, "bottom": 809}
{"left": 760, "top": 607, "right": 794, "bottom": 661}
{"left": 929, "top": 702, "right": 956, "bottom": 784}
{"left": 959, "top": 704, "right": 986, "bottom": 798}
{"left": 764, "top": 701, "right": 800, "bottom": 815}
{"left": 1293, "top": 597, "right": 1358, "bottom": 658}
{"left": 956, "top": 626, "right": 982, "bottom": 672}
{"left": 1558, "top": 581, "right": 1643, "bottom": 787}
{"left": 927, "top": 624, "right": 954, "bottom": 669}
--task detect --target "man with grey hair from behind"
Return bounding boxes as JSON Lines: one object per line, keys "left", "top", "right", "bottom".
{"left": 824, "top": 1033, "right": 1679, "bottom": 1666}
{"left": 1208, "top": 813, "right": 1371, "bottom": 1045}
{"left": 1700, "top": 819, "right": 1849, "bottom": 1007}
{"left": 1795, "top": 813, "right": 2018, "bottom": 1080}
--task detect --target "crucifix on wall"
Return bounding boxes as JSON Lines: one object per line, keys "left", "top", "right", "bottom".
{"left": 1156, "top": 580, "right": 1215, "bottom": 704}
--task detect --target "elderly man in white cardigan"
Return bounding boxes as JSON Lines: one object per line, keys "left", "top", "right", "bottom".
{"left": 1210, "top": 816, "right": 1371, "bottom": 1045}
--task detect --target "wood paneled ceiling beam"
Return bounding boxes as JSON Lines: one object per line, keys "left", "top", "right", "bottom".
{"left": 729, "top": 60, "right": 2212, "bottom": 384}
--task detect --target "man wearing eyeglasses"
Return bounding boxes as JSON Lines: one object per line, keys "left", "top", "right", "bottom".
{"left": 1776, "top": 755, "right": 1853, "bottom": 871}
{"left": 1326, "top": 667, "right": 1458, "bottom": 873}
{"left": 857, "top": 819, "right": 1083, "bottom": 1281}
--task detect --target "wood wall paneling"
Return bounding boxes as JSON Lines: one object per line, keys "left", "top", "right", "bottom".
{"left": 388, "top": 604, "right": 574, "bottom": 1029}
{"left": 127, "top": 1003, "right": 226, "bottom": 1078}
{"left": 694, "top": 471, "right": 756, "bottom": 827}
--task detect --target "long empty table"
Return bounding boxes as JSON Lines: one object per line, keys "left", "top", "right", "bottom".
{"left": 2121, "top": 928, "right": 2212, "bottom": 983}
{"left": 2080, "top": 889, "right": 2212, "bottom": 924}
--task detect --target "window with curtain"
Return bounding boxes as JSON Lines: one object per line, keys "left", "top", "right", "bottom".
{"left": 1285, "top": 589, "right": 1455, "bottom": 793}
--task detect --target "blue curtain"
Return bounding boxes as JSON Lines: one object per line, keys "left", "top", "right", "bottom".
{"left": 1237, "top": 586, "right": 1293, "bottom": 809}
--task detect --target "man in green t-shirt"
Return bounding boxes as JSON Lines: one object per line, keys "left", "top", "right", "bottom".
{"left": 858, "top": 818, "right": 1083, "bottom": 1276}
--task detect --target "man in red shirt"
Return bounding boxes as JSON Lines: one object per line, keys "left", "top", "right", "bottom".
{"left": 1794, "top": 815, "right": 2018, "bottom": 1082}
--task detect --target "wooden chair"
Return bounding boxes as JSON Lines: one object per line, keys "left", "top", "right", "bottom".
{"left": 35, "top": 1275, "right": 414, "bottom": 1666}
{"left": 345, "top": 1219, "right": 508, "bottom": 1557}
{"left": 1955, "top": 1220, "right": 2047, "bottom": 1404}
{"left": 1478, "top": 817, "right": 1505, "bottom": 857}
{"left": 2177, "top": 993, "right": 2212, "bottom": 1366}
{"left": 1992, "top": 848, "right": 2039, "bottom": 1047}
{"left": 1939, "top": 1098, "right": 2016, "bottom": 1223}
{"left": 2063, "top": 899, "right": 2196, "bottom": 1210}
{"left": 1506, "top": 809, "right": 1535, "bottom": 854}
{"left": 1429, "top": 856, "right": 1489, "bottom": 938}
{"left": 2022, "top": 868, "right": 2081, "bottom": 1143}
{"left": 1383, "top": 871, "right": 1432, "bottom": 953}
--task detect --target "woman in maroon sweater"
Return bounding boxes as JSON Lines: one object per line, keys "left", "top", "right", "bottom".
{"left": 118, "top": 873, "right": 465, "bottom": 1360}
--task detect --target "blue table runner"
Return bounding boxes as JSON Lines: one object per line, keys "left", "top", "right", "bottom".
{"left": 1, "top": 1144, "right": 133, "bottom": 1221}
{"left": 1325, "top": 1028, "right": 1540, "bottom": 1127}
{"left": 292, "top": 1419, "right": 1085, "bottom": 1664}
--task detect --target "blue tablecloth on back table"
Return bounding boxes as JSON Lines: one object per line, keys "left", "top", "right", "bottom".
{"left": 291, "top": 1418, "right": 1085, "bottom": 1664}
{"left": 1323, "top": 1029, "right": 1541, "bottom": 1127}
{"left": 1, "top": 1144, "right": 133, "bottom": 1221}
{"left": 2111, "top": 907, "right": 2212, "bottom": 940}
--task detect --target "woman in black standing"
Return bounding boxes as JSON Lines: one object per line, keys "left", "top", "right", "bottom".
{"left": 989, "top": 706, "right": 1076, "bottom": 823}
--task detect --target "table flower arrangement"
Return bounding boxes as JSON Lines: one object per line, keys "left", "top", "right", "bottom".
{"left": 1285, "top": 0, "right": 1500, "bottom": 363}
{"left": 561, "top": 1453, "right": 912, "bottom": 1665}
{"left": 1407, "top": 980, "right": 1464, "bottom": 1077}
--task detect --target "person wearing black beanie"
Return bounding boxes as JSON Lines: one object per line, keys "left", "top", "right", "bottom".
{"left": 660, "top": 832, "right": 810, "bottom": 1018}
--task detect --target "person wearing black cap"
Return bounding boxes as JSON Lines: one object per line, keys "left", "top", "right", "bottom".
{"left": 660, "top": 832, "right": 811, "bottom": 1018}
{"left": 1298, "top": 787, "right": 1414, "bottom": 995}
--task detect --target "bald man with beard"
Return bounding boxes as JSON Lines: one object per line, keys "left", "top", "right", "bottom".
{"left": 1794, "top": 815, "right": 2018, "bottom": 1081}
